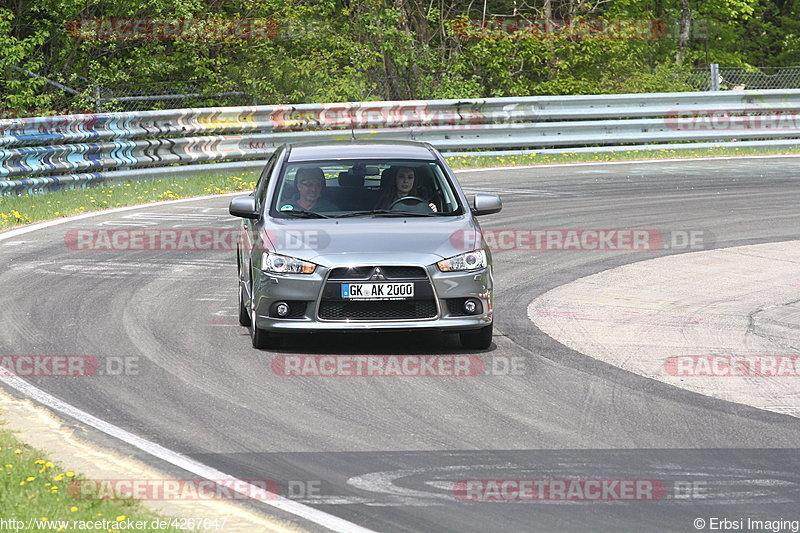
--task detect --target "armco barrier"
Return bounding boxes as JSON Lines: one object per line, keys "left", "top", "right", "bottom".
{"left": 2, "top": 89, "right": 800, "bottom": 195}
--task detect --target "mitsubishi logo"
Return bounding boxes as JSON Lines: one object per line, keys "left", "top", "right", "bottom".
{"left": 369, "top": 267, "right": 386, "bottom": 281}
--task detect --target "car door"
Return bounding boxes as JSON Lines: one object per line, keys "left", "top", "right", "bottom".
{"left": 239, "top": 150, "right": 280, "bottom": 301}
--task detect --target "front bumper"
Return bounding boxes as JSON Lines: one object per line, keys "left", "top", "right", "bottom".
{"left": 249, "top": 263, "right": 492, "bottom": 333}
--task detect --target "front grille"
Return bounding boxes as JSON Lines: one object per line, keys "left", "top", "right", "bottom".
{"left": 328, "top": 266, "right": 427, "bottom": 280}
{"left": 318, "top": 300, "right": 438, "bottom": 320}
{"left": 381, "top": 266, "right": 427, "bottom": 279}
{"left": 321, "top": 265, "right": 436, "bottom": 320}
{"left": 328, "top": 267, "right": 373, "bottom": 280}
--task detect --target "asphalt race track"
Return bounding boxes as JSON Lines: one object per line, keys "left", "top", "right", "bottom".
{"left": 2, "top": 156, "right": 800, "bottom": 532}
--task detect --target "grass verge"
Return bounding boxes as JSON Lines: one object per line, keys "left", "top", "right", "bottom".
{"left": 2, "top": 144, "right": 800, "bottom": 231}
{"left": 444, "top": 144, "right": 800, "bottom": 169}
{"left": 0, "top": 172, "right": 257, "bottom": 231}
{"left": 0, "top": 424, "right": 190, "bottom": 532}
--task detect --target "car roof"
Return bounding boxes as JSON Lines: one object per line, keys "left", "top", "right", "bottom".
{"left": 285, "top": 140, "right": 438, "bottom": 162}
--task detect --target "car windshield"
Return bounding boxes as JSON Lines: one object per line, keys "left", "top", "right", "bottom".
{"left": 270, "top": 159, "right": 463, "bottom": 218}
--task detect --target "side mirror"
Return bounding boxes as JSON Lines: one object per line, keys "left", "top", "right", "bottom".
{"left": 229, "top": 196, "right": 259, "bottom": 219}
{"left": 472, "top": 193, "right": 502, "bottom": 216}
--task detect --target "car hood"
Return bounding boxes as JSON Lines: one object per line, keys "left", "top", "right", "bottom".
{"left": 262, "top": 215, "right": 481, "bottom": 266}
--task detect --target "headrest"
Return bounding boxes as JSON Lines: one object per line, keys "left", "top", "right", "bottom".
{"left": 381, "top": 166, "right": 398, "bottom": 189}
{"left": 338, "top": 171, "right": 364, "bottom": 187}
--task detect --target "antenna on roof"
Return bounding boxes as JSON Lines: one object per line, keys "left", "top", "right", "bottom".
{"left": 350, "top": 102, "right": 356, "bottom": 141}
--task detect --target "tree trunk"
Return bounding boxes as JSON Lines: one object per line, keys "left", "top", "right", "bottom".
{"left": 543, "top": 0, "right": 552, "bottom": 34}
{"left": 675, "top": 0, "right": 691, "bottom": 64}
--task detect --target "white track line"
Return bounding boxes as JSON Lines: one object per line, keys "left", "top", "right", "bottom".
{"left": 0, "top": 193, "right": 378, "bottom": 533}
{"left": 0, "top": 373, "right": 377, "bottom": 533}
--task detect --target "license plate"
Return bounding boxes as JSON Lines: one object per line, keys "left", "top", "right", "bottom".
{"left": 341, "top": 283, "right": 414, "bottom": 300}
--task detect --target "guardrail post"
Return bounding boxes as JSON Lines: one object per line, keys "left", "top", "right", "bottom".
{"left": 710, "top": 63, "right": 720, "bottom": 91}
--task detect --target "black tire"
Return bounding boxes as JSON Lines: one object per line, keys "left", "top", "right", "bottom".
{"left": 250, "top": 304, "right": 280, "bottom": 349}
{"left": 250, "top": 323, "right": 271, "bottom": 349}
{"left": 459, "top": 324, "right": 493, "bottom": 350}
{"left": 238, "top": 284, "right": 251, "bottom": 327}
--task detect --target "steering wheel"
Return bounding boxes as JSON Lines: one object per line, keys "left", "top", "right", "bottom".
{"left": 389, "top": 196, "right": 429, "bottom": 210}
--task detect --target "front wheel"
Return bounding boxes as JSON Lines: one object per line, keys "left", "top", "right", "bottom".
{"left": 459, "top": 324, "right": 493, "bottom": 350}
{"left": 250, "top": 303, "right": 280, "bottom": 349}
{"left": 238, "top": 284, "right": 251, "bottom": 327}
{"left": 250, "top": 322, "right": 272, "bottom": 349}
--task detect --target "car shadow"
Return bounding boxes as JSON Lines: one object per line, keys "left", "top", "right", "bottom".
{"left": 264, "top": 330, "right": 496, "bottom": 355}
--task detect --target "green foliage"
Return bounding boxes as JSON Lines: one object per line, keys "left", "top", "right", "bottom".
{"left": 0, "top": 0, "right": 798, "bottom": 109}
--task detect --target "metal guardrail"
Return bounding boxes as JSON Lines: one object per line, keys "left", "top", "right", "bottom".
{"left": 2, "top": 89, "right": 800, "bottom": 195}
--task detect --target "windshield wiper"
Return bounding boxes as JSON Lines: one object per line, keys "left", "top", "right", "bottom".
{"left": 334, "top": 209, "right": 395, "bottom": 218}
{"left": 334, "top": 210, "right": 441, "bottom": 218}
{"left": 280, "top": 209, "right": 330, "bottom": 219}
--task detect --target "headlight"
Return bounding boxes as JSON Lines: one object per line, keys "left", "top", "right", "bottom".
{"left": 261, "top": 252, "right": 317, "bottom": 274}
{"left": 437, "top": 250, "right": 487, "bottom": 272}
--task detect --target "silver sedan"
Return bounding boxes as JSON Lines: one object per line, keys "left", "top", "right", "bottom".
{"left": 229, "top": 141, "right": 502, "bottom": 349}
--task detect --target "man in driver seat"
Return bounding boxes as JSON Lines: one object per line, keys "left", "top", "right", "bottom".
{"left": 376, "top": 166, "right": 437, "bottom": 213}
{"left": 282, "top": 167, "right": 338, "bottom": 213}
